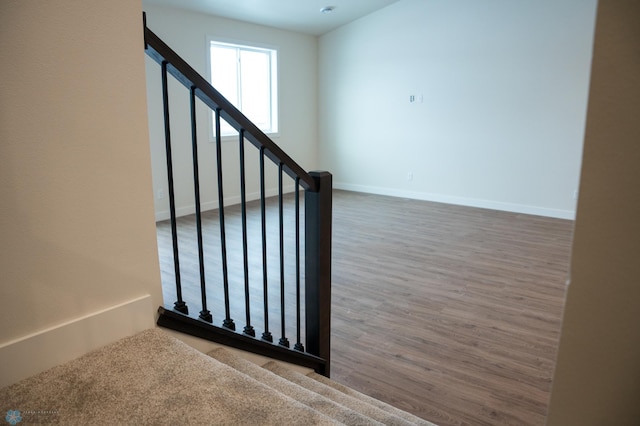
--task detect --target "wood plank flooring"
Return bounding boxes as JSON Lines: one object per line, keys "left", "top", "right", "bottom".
{"left": 156, "top": 190, "right": 574, "bottom": 426}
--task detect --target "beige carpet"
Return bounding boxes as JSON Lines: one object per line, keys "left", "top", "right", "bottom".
{"left": 0, "top": 328, "right": 436, "bottom": 425}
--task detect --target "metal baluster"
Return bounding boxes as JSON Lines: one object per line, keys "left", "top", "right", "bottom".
{"left": 162, "top": 60, "right": 188, "bottom": 315}
{"left": 190, "top": 87, "right": 211, "bottom": 323}
{"left": 214, "top": 108, "right": 235, "bottom": 331}
{"left": 278, "top": 163, "right": 289, "bottom": 348}
{"left": 294, "top": 178, "right": 304, "bottom": 352}
{"left": 239, "top": 129, "right": 255, "bottom": 337}
{"left": 260, "top": 147, "right": 273, "bottom": 342}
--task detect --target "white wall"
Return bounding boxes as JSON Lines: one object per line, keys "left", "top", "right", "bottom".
{"left": 0, "top": 0, "right": 161, "bottom": 385}
{"left": 143, "top": 5, "right": 318, "bottom": 220}
{"left": 547, "top": 0, "right": 640, "bottom": 423}
{"left": 319, "top": 0, "right": 597, "bottom": 218}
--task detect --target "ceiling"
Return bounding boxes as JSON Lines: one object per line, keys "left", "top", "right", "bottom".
{"left": 143, "top": 0, "right": 401, "bottom": 36}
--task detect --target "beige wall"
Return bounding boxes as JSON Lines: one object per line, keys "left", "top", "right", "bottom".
{"left": 547, "top": 0, "right": 640, "bottom": 424}
{"left": 0, "top": 0, "right": 162, "bottom": 344}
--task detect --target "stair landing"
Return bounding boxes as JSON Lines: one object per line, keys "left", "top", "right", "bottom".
{"left": 0, "top": 328, "right": 435, "bottom": 425}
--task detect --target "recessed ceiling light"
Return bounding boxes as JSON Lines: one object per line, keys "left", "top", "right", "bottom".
{"left": 320, "top": 6, "right": 336, "bottom": 14}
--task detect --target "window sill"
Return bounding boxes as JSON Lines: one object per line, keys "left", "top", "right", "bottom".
{"left": 209, "top": 132, "right": 280, "bottom": 143}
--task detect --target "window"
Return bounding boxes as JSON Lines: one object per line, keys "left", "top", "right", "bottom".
{"left": 208, "top": 39, "right": 278, "bottom": 137}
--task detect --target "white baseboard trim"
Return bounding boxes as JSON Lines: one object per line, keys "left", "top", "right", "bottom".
{"left": 0, "top": 295, "right": 155, "bottom": 389}
{"left": 335, "top": 182, "right": 576, "bottom": 220}
{"left": 155, "top": 185, "right": 296, "bottom": 222}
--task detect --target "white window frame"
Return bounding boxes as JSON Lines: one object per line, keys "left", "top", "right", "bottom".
{"left": 206, "top": 36, "right": 279, "bottom": 141}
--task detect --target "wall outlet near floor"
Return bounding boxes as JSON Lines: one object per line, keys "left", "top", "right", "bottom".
{"left": 157, "top": 189, "right": 165, "bottom": 199}
{"left": 407, "top": 172, "right": 414, "bottom": 181}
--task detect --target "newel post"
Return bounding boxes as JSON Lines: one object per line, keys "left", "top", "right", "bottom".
{"left": 305, "top": 171, "right": 332, "bottom": 377}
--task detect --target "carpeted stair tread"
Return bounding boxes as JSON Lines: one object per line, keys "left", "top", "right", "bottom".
{"left": 207, "top": 347, "right": 382, "bottom": 426}
{"left": 263, "top": 361, "right": 428, "bottom": 426}
{"left": 306, "top": 371, "right": 435, "bottom": 425}
{"left": 0, "top": 329, "right": 339, "bottom": 425}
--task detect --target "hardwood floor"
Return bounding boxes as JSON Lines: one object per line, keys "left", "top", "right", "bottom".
{"left": 156, "top": 189, "right": 574, "bottom": 426}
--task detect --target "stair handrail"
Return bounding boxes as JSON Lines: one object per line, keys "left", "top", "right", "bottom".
{"left": 143, "top": 20, "right": 317, "bottom": 193}
{"left": 144, "top": 14, "right": 332, "bottom": 375}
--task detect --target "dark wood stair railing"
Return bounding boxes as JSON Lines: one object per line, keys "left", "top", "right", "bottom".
{"left": 144, "top": 13, "right": 332, "bottom": 376}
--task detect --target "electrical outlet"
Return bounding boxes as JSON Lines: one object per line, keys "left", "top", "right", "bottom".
{"left": 407, "top": 172, "right": 414, "bottom": 181}
{"left": 157, "top": 189, "right": 165, "bottom": 199}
